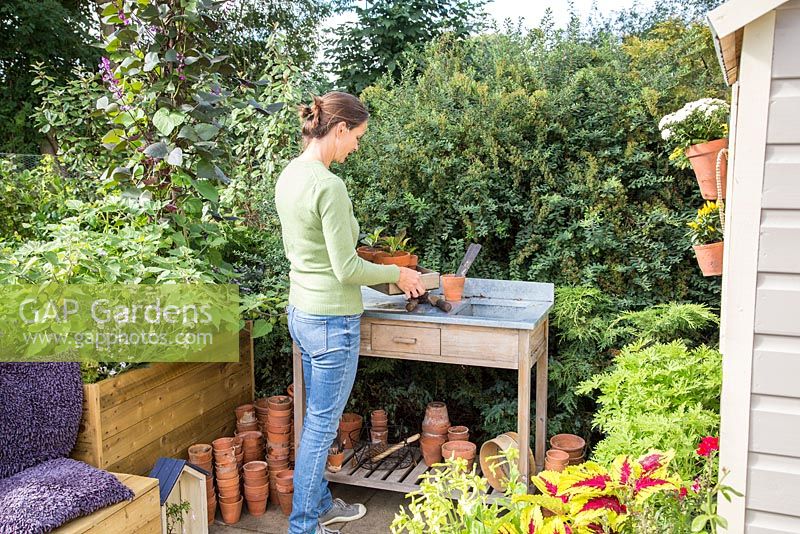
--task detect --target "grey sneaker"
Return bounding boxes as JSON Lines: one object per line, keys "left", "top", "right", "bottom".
{"left": 319, "top": 498, "right": 367, "bottom": 526}
{"left": 316, "top": 524, "right": 340, "bottom": 534}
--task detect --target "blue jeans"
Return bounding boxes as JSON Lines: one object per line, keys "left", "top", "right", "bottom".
{"left": 286, "top": 305, "right": 362, "bottom": 534}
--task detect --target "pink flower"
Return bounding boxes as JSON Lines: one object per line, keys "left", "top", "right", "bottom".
{"left": 697, "top": 436, "right": 719, "bottom": 457}
{"left": 692, "top": 478, "right": 701, "bottom": 493}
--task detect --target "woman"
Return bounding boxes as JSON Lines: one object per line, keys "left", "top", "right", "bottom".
{"left": 275, "top": 92, "right": 426, "bottom": 534}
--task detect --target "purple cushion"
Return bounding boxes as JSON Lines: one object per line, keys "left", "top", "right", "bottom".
{"left": 0, "top": 363, "right": 83, "bottom": 479}
{"left": 0, "top": 458, "right": 134, "bottom": 534}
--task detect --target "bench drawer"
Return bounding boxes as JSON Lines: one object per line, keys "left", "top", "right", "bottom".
{"left": 371, "top": 324, "right": 440, "bottom": 355}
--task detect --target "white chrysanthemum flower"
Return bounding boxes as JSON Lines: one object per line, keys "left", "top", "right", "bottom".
{"left": 661, "top": 128, "right": 672, "bottom": 140}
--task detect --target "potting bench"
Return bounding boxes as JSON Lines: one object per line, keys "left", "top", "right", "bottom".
{"left": 292, "top": 278, "right": 553, "bottom": 496}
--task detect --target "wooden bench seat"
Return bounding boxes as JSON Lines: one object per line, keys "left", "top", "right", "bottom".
{"left": 53, "top": 473, "right": 161, "bottom": 534}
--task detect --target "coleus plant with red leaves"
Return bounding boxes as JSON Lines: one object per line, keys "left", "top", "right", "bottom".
{"left": 505, "top": 450, "right": 682, "bottom": 534}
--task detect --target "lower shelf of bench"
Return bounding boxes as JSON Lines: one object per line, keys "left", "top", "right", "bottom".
{"left": 324, "top": 447, "right": 507, "bottom": 502}
{"left": 54, "top": 473, "right": 161, "bottom": 534}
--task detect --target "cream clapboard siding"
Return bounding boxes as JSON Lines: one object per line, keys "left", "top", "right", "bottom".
{"left": 746, "top": 2, "right": 800, "bottom": 529}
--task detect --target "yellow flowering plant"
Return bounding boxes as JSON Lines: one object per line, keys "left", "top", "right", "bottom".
{"left": 687, "top": 202, "right": 723, "bottom": 246}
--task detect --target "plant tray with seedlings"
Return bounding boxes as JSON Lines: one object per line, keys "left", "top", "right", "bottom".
{"left": 368, "top": 266, "right": 440, "bottom": 296}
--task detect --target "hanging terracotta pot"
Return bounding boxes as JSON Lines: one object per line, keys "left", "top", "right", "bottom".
{"left": 693, "top": 241, "right": 724, "bottom": 277}
{"left": 686, "top": 138, "right": 728, "bottom": 200}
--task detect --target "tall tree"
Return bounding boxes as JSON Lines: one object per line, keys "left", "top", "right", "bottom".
{"left": 0, "top": 0, "right": 98, "bottom": 153}
{"left": 326, "top": 0, "right": 487, "bottom": 94}
{"left": 208, "top": 0, "right": 332, "bottom": 75}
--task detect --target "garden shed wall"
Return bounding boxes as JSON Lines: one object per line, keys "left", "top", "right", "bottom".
{"left": 715, "top": 0, "right": 800, "bottom": 531}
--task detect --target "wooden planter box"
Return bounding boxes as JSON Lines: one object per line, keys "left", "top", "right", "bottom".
{"left": 71, "top": 326, "right": 255, "bottom": 475}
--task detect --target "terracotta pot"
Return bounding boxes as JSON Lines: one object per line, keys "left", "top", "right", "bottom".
{"left": 327, "top": 451, "right": 346, "bottom": 472}
{"left": 244, "top": 475, "right": 268, "bottom": 487}
{"left": 447, "top": 426, "right": 470, "bottom": 442}
{"left": 370, "top": 409, "right": 388, "bottom": 425}
{"left": 237, "top": 421, "right": 259, "bottom": 433}
{"left": 549, "top": 434, "right": 586, "bottom": 459}
{"left": 243, "top": 461, "right": 268, "bottom": 475}
{"left": 269, "top": 413, "right": 292, "bottom": 425}
{"left": 216, "top": 476, "right": 240, "bottom": 489}
{"left": 254, "top": 397, "right": 270, "bottom": 415}
{"left": 232, "top": 437, "right": 243, "bottom": 452}
{"left": 188, "top": 443, "right": 213, "bottom": 463}
{"left": 219, "top": 497, "right": 243, "bottom": 525}
{"left": 338, "top": 413, "right": 363, "bottom": 449}
{"left": 246, "top": 498, "right": 267, "bottom": 516}
{"left": 568, "top": 455, "right": 586, "bottom": 466}
{"left": 244, "top": 487, "right": 268, "bottom": 500}
{"left": 441, "top": 274, "right": 466, "bottom": 302}
{"left": 267, "top": 432, "right": 292, "bottom": 445}
{"left": 375, "top": 251, "right": 413, "bottom": 267}
{"left": 442, "top": 440, "right": 477, "bottom": 469}
{"left": 213, "top": 437, "right": 235, "bottom": 450}
{"left": 267, "top": 421, "right": 293, "bottom": 433}
{"left": 686, "top": 138, "right": 728, "bottom": 200}
{"left": 370, "top": 428, "right": 389, "bottom": 446}
{"left": 409, "top": 254, "right": 419, "bottom": 269}
{"left": 422, "top": 402, "right": 450, "bottom": 435}
{"left": 235, "top": 404, "right": 256, "bottom": 424}
{"left": 218, "top": 493, "right": 240, "bottom": 504}
{"left": 236, "top": 430, "right": 262, "bottom": 443}
{"left": 216, "top": 469, "right": 239, "bottom": 481}
{"left": 357, "top": 246, "right": 382, "bottom": 262}
{"left": 693, "top": 241, "right": 724, "bottom": 277}
{"left": 479, "top": 432, "right": 536, "bottom": 492}
{"left": 214, "top": 450, "right": 236, "bottom": 465}
{"left": 545, "top": 459, "right": 568, "bottom": 472}
{"left": 195, "top": 461, "right": 213, "bottom": 473}
{"left": 275, "top": 470, "right": 294, "bottom": 491}
{"left": 267, "top": 395, "right": 293, "bottom": 414}
{"left": 545, "top": 449, "right": 570, "bottom": 463}
{"left": 277, "top": 491, "right": 293, "bottom": 516}
{"left": 419, "top": 435, "right": 447, "bottom": 466}
{"left": 207, "top": 499, "right": 217, "bottom": 524}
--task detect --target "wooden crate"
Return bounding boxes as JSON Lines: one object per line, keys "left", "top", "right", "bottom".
{"left": 53, "top": 473, "right": 161, "bottom": 534}
{"left": 368, "top": 266, "right": 440, "bottom": 295}
{"left": 71, "top": 327, "right": 255, "bottom": 475}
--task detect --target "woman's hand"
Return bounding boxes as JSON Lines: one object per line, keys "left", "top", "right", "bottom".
{"left": 396, "top": 267, "right": 426, "bottom": 299}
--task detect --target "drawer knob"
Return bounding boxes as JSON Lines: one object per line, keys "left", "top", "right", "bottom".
{"left": 392, "top": 337, "right": 417, "bottom": 345}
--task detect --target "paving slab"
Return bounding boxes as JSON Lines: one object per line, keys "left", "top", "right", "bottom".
{"left": 209, "top": 483, "right": 408, "bottom": 534}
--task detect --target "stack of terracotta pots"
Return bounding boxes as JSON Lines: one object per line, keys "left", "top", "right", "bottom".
{"left": 544, "top": 449, "right": 570, "bottom": 472}
{"left": 188, "top": 443, "right": 215, "bottom": 524}
{"left": 369, "top": 409, "right": 388, "bottom": 446}
{"left": 275, "top": 469, "right": 294, "bottom": 517}
{"left": 419, "top": 401, "right": 449, "bottom": 466}
{"left": 338, "top": 413, "right": 363, "bottom": 450}
{"left": 235, "top": 403, "right": 258, "bottom": 433}
{"left": 265, "top": 395, "right": 293, "bottom": 507}
{"left": 212, "top": 437, "right": 242, "bottom": 524}
{"left": 549, "top": 434, "right": 586, "bottom": 466}
{"left": 242, "top": 461, "right": 268, "bottom": 516}
{"left": 237, "top": 430, "right": 264, "bottom": 464}
{"left": 442, "top": 440, "right": 477, "bottom": 470}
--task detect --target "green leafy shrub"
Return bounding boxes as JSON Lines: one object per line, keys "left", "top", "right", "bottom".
{"left": 577, "top": 341, "right": 722, "bottom": 479}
